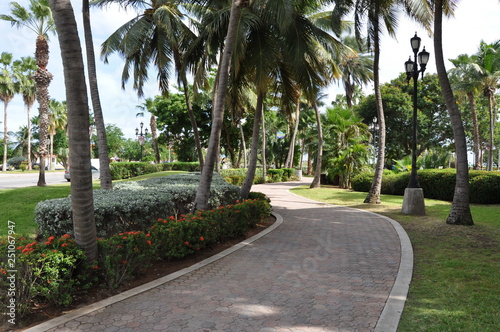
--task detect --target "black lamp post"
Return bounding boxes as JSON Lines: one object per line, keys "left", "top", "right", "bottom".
{"left": 135, "top": 122, "right": 148, "bottom": 161}
{"left": 402, "top": 32, "right": 429, "bottom": 215}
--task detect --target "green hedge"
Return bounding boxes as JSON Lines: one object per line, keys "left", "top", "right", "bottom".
{"left": 35, "top": 173, "right": 240, "bottom": 238}
{"left": 351, "top": 169, "right": 500, "bottom": 204}
{"left": 220, "top": 168, "right": 297, "bottom": 185}
{"left": 109, "top": 162, "right": 200, "bottom": 180}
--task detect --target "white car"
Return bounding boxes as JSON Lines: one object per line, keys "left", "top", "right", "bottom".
{"left": 64, "top": 166, "right": 100, "bottom": 182}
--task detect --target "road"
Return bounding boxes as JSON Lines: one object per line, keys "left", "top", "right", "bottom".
{"left": 0, "top": 171, "right": 68, "bottom": 189}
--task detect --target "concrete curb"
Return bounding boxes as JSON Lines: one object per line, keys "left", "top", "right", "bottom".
{"left": 23, "top": 213, "right": 284, "bottom": 332}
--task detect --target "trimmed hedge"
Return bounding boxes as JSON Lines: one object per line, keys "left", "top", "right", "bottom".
{"left": 351, "top": 169, "right": 500, "bottom": 204}
{"left": 35, "top": 173, "right": 240, "bottom": 238}
{"left": 109, "top": 162, "right": 200, "bottom": 180}
{"left": 220, "top": 168, "right": 297, "bottom": 185}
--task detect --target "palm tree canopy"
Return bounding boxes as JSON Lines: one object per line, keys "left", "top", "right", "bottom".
{"left": 0, "top": 0, "right": 55, "bottom": 38}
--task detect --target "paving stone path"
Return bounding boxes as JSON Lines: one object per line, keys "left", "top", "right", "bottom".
{"left": 26, "top": 179, "right": 410, "bottom": 332}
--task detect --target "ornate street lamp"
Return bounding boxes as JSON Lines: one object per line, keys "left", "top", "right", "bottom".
{"left": 401, "top": 32, "right": 429, "bottom": 215}
{"left": 135, "top": 122, "right": 148, "bottom": 161}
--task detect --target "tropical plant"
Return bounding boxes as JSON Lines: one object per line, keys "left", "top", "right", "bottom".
{"left": 0, "top": 52, "right": 17, "bottom": 172}
{"left": 1, "top": 0, "right": 56, "bottom": 186}
{"left": 13, "top": 56, "right": 37, "bottom": 170}
{"left": 47, "top": 99, "right": 66, "bottom": 170}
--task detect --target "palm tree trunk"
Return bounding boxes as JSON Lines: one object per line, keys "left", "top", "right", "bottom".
{"left": 364, "top": 11, "right": 385, "bottom": 204}
{"left": 239, "top": 119, "right": 247, "bottom": 168}
{"left": 50, "top": 0, "right": 98, "bottom": 259}
{"left": 194, "top": 0, "right": 244, "bottom": 210}
{"left": 241, "top": 91, "right": 264, "bottom": 198}
{"left": 2, "top": 103, "right": 7, "bottom": 172}
{"left": 150, "top": 114, "right": 160, "bottom": 163}
{"left": 487, "top": 95, "right": 494, "bottom": 171}
{"left": 434, "top": 0, "right": 473, "bottom": 225}
{"left": 467, "top": 92, "right": 481, "bottom": 170}
{"left": 27, "top": 104, "right": 32, "bottom": 170}
{"left": 261, "top": 106, "right": 267, "bottom": 182}
{"left": 285, "top": 95, "right": 301, "bottom": 168}
{"left": 310, "top": 102, "right": 323, "bottom": 188}
{"left": 83, "top": 0, "right": 112, "bottom": 189}
{"left": 180, "top": 71, "right": 204, "bottom": 168}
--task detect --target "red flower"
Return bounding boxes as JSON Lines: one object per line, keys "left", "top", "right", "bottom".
{"left": 146, "top": 240, "right": 152, "bottom": 246}
{"left": 47, "top": 236, "right": 55, "bottom": 242}
{"left": 47, "top": 280, "right": 51, "bottom": 284}
{"left": 61, "top": 243, "right": 68, "bottom": 247}
{"left": 122, "top": 260, "right": 127, "bottom": 264}
{"left": 184, "top": 241, "right": 189, "bottom": 245}
{"left": 199, "top": 237, "right": 204, "bottom": 241}
{"left": 92, "top": 265, "right": 99, "bottom": 269}
{"left": 122, "top": 237, "right": 128, "bottom": 240}
{"left": 62, "top": 234, "right": 71, "bottom": 239}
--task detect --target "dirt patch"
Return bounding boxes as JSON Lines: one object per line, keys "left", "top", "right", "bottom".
{"left": 4, "top": 216, "right": 276, "bottom": 332}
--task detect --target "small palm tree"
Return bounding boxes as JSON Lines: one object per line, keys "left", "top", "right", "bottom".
{"left": 0, "top": 52, "right": 17, "bottom": 172}
{"left": 13, "top": 56, "right": 37, "bottom": 170}
{"left": 48, "top": 99, "right": 67, "bottom": 170}
{"left": 1, "top": 0, "right": 56, "bottom": 186}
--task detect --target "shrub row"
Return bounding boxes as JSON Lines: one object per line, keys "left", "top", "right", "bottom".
{"left": 351, "top": 169, "right": 500, "bottom": 204}
{"left": 109, "top": 162, "right": 200, "bottom": 180}
{"left": 221, "top": 168, "right": 297, "bottom": 186}
{"left": 35, "top": 173, "right": 241, "bottom": 238}
{"left": 1, "top": 195, "right": 271, "bottom": 319}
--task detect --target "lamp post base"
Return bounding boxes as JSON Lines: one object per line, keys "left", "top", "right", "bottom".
{"left": 401, "top": 188, "right": 426, "bottom": 215}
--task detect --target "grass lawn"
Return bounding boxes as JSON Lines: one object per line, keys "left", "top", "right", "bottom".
{"left": 0, "top": 171, "right": 186, "bottom": 237}
{"left": 291, "top": 185, "right": 500, "bottom": 332}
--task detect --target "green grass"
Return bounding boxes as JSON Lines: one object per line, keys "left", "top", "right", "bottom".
{"left": 291, "top": 185, "right": 500, "bottom": 332}
{"left": 0, "top": 171, "right": 186, "bottom": 237}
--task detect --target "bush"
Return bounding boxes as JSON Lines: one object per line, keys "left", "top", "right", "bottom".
{"left": 351, "top": 169, "right": 500, "bottom": 204}
{"left": 267, "top": 169, "right": 284, "bottom": 182}
{"left": 35, "top": 173, "right": 241, "bottom": 238}
{"left": 281, "top": 168, "right": 295, "bottom": 181}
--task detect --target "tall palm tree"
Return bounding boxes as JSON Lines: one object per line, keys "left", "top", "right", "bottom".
{"left": 434, "top": 0, "right": 473, "bottom": 225}
{"left": 195, "top": 0, "right": 248, "bottom": 210}
{"left": 0, "top": 52, "right": 17, "bottom": 172}
{"left": 329, "top": 0, "right": 431, "bottom": 204}
{"left": 13, "top": 56, "right": 37, "bottom": 170}
{"left": 83, "top": 0, "right": 112, "bottom": 189}
{"left": 475, "top": 40, "right": 500, "bottom": 171}
{"left": 449, "top": 54, "right": 483, "bottom": 170}
{"left": 1, "top": 0, "right": 56, "bottom": 186}
{"left": 48, "top": 0, "right": 97, "bottom": 259}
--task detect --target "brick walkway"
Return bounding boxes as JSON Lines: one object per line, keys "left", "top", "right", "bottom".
{"left": 25, "top": 179, "right": 412, "bottom": 332}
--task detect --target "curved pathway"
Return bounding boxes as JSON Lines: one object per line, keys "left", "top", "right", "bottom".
{"left": 26, "top": 179, "right": 412, "bottom": 332}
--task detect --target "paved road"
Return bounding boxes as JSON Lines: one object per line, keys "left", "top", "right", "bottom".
{"left": 0, "top": 172, "right": 67, "bottom": 189}
{"left": 25, "top": 179, "right": 412, "bottom": 332}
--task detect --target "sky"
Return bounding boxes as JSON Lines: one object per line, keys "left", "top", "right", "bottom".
{"left": 0, "top": 0, "right": 499, "bottom": 140}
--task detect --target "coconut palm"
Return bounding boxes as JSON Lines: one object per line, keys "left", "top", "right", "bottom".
{"left": 83, "top": 0, "right": 112, "bottom": 189}
{"left": 0, "top": 53, "right": 17, "bottom": 172}
{"left": 1, "top": 0, "right": 56, "bottom": 186}
{"left": 48, "top": 0, "right": 97, "bottom": 259}
{"left": 433, "top": 0, "right": 473, "bottom": 225}
{"left": 475, "top": 40, "right": 500, "bottom": 171}
{"left": 13, "top": 56, "right": 37, "bottom": 170}
{"left": 328, "top": 0, "right": 431, "bottom": 204}
{"left": 449, "top": 53, "right": 483, "bottom": 170}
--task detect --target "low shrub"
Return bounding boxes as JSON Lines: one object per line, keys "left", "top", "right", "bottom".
{"left": 109, "top": 162, "right": 201, "bottom": 180}
{"left": 267, "top": 169, "right": 284, "bottom": 182}
{"left": 351, "top": 169, "right": 500, "bottom": 204}
{"left": 35, "top": 173, "right": 241, "bottom": 238}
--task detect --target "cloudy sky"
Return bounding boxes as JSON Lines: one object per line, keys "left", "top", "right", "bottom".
{"left": 0, "top": 0, "right": 499, "bottom": 139}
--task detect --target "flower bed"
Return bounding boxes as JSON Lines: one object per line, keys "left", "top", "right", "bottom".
{"left": 0, "top": 193, "right": 271, "bottom": 321}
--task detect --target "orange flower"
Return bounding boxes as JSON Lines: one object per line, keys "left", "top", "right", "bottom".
{"left": 62, "top": 234, "right": 71, "bottom": 239}
{"left": 199, "top": 237, "right": 204, "bottom": 241}
{"left": 47, "top": 280, "right": 51, "bottom": 284}
{"left": 47, "top": 236, "right": 55, "bottom": 242}
{"left": 61, "top": 243, "right": 68, "bottom": 247}
{"left": 92, "top": 265, "right": 99, "bottom": 270}
{"left": 0, "top": 269, "right": 7, "bottom": 275}
{"left": 146, "top": 240, "right": 152, "bottom": 246}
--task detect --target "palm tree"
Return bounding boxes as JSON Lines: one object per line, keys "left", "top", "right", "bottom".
{"left": 449, "top": 54, "right": 483, "bottom": 170}
{"left": 48, "top": 99, "right": 67, "bottom": 170}
{"left": 1, "top": 0, "right": 56, "bottom": 186}
{"left": 433, "top": 0, "right": 473, "bottom": 225}
{"left": 475, "top": 41, "right": 500, "bottom": 171}
{"left": 195, "top": 0, "right": 247, "bottom": 210}
{"left": 48, "top": 0, "right": 97, "bottom": 259}
{"left": 83, "top": 0, "right": 112, "bottom": 189}
{"left": 0, "top": 52, "right": 17, "bottom": 172}
{"left": 95, "top": 0, "right": 205, "bottom": 168}
{"left": 13, "top": 57, "right": 37, "bottom": 170}
{"left": 136, "top": 98, "right": 160, "bottom": 163}
{"left": 329, "top": 0, "right": 431, "bottom": 204}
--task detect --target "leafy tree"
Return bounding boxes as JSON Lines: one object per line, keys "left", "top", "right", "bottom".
{"left": 91, "top": 124, "right": 124, "bottom": 159}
